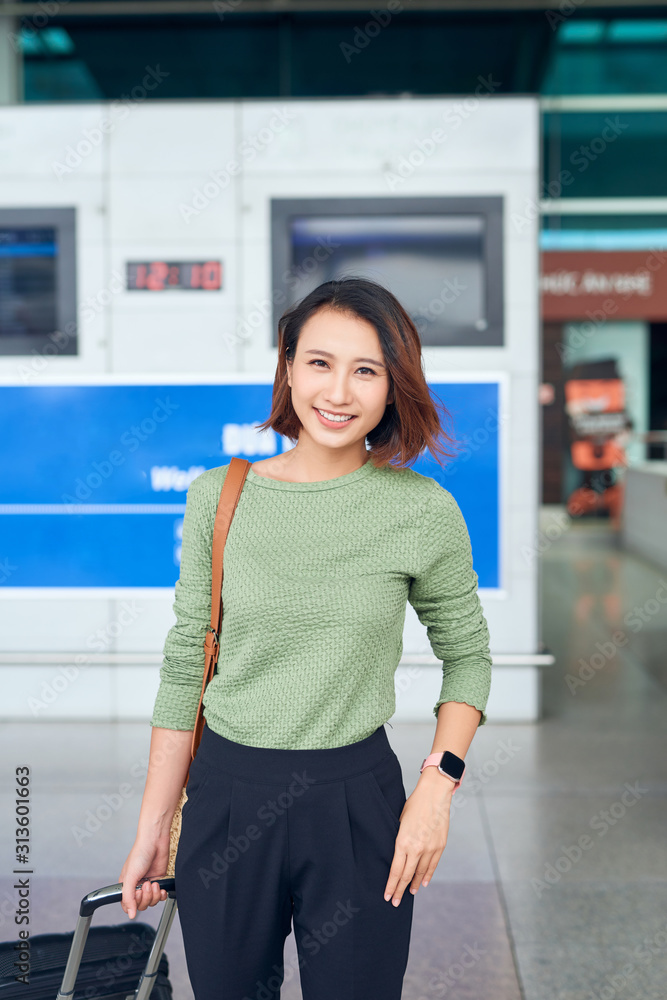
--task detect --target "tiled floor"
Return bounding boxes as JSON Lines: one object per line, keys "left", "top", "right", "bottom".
{"left": 2, "top": 515, "right": 666, "bottom": 999}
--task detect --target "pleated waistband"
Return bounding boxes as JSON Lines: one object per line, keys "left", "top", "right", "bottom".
{"left": 196, "top": 721, "right": 394, "bottom": 784}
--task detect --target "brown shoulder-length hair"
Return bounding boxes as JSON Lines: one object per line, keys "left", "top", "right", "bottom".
{"left": 255, "top": 276, "right": 462, "bottom": 470}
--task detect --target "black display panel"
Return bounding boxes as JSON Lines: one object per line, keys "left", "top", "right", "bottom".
{"left": 0, "top": 207, "right": 77, "bottom": 357}
{"left": 271, "top": 196, "right": 504, "bottom": 348}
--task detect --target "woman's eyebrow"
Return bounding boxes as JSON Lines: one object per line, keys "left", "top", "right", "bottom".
{"left": 304, "top": 349, "right": 386, "bottom": 370}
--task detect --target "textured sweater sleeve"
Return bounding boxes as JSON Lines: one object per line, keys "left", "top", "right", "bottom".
{"left": 150, "top": 472, "right": 216, "bottom": 731}
{"left": 408, "top": 482, "right": 493, "bottom": 725}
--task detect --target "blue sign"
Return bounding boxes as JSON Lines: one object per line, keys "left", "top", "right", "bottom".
{"left": 0, "top": 381, "right": 499, "bottom": 588}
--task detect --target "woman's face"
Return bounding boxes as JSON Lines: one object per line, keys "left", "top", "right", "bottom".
{"left": 286, "top": 306, "right": 393, "bottom": 452}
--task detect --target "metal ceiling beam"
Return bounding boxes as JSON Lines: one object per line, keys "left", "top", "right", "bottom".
{"left": 542, "top": 95, "right": 667, "bottom": 110}
{"left": 541, "top": 197, "right": 667, "bottom": 213}
{"left": 4, "top": 0, "right": 667, "bottom": 15}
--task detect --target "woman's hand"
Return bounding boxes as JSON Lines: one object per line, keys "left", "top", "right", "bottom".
{"left": 383, "top": 768, "right": 455, "bottom": 906}
{"left": 118, "top": 727, "right": 192, "bottom": 919}
{"left": 119, "top": 837, "right": 171, "bottom": 919}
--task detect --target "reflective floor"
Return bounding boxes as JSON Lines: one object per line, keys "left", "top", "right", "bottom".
{"left": 2, "top": 514, "right": 666, "bottom": 999}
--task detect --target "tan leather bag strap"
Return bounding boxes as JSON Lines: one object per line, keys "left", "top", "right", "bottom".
{"left": 190, "top": 456, "right": 251, "bottom": 761}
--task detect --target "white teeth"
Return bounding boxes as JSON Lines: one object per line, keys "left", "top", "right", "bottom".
{"left": 317, "top": 408, "right": 354, "bottom": 423}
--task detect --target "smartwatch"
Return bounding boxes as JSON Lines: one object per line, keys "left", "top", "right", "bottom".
{"left": 420, "top": 750, "right": 465, "bottom": 791}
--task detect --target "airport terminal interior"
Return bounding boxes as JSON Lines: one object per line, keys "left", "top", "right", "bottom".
{"left": 1, "top": 4, "right": 667, "bottom": 1000}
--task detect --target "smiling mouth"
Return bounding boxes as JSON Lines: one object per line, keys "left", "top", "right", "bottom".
{"left": 314, "top": 407, "right": 357, "bottom": 423}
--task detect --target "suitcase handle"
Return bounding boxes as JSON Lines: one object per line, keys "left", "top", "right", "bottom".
{"left": 57, "top": 878, "right": 177, "bottom": 1000}
{"left": 79, "top": 877, "right": 176, "bottom": 917}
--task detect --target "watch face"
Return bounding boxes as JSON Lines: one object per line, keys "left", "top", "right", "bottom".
{"left": 439, "top": 751, "right": 465, "bottom": 781}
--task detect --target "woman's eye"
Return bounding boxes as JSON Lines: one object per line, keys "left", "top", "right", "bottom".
{"left": 308, "top": 360, "right": 376, "bottom": 376}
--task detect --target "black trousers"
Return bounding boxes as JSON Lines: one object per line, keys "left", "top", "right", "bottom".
{"left": 175, "top": 721, "right": 414, "bottom": 1000}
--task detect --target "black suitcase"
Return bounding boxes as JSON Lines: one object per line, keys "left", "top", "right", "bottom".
{"left": 0, "top": 877, "right": 177, "bottom": 1000}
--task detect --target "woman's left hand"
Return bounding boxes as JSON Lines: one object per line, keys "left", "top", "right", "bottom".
{"left": 383, "top": 769, "right": 456, "bottom": 906}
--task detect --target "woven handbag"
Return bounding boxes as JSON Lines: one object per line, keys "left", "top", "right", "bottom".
{"left": 165, "top": 456, "right": 251, "bottom": 877}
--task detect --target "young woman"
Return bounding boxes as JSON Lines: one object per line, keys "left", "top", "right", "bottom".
{"left": 119, "top": 276, "right": 492, "bottom": 1000}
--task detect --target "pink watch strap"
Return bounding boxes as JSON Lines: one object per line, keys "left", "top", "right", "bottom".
{"left": 420, "top": 752, "right": 463, "bottom": 791}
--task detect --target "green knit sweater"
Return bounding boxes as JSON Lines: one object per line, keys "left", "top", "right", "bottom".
{"left": 150, "top": 458, "right": 492, "bottom": 750}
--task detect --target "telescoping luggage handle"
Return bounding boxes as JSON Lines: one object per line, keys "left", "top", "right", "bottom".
{"left": 56, "top": 877, "right": 176, "bottom": 1000}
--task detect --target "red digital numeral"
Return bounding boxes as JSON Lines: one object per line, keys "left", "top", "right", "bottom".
{"left": 201, "top": 262, "right": 221, "bottom": 289}
{"left": 134, "top": 264, "right": 148, "bottom": 289}
{"left": 147, "top": 261, "right": 169, "bottom": 291}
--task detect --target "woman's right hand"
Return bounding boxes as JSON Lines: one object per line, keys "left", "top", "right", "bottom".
{"left": 118, "top": 726, "right": 192, "bottom": 919}
{"left": 119, "top": 838, "right": 170, "bottom": 919}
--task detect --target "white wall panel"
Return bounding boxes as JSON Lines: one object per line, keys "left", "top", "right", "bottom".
{"left": 107, "top": 173, "right": 236, "bottom": 243}
{"left": 108, "top": 103, "right": 238, "bottom": 176}
{"left": 3, "top": 665, "right": 114, "bottom": 720}
{"left": 109, "top": 308, "right": 239, "bottom": 372}
{"left": 0, "top": 105, "right": 107, "bottom": 178}
{"left": 239, "top": 98, "right": 539, "bottom": 176}
{"left": 0, "top": 597, "right": 121, "bottom": 652}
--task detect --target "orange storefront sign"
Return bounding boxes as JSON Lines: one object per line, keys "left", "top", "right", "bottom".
{"left": 541, "top": 250, "right": 667, "bottom": 321}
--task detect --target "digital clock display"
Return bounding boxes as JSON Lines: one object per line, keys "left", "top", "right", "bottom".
{"left": 126, "top": 261, "right": 222, "bottom": 291}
